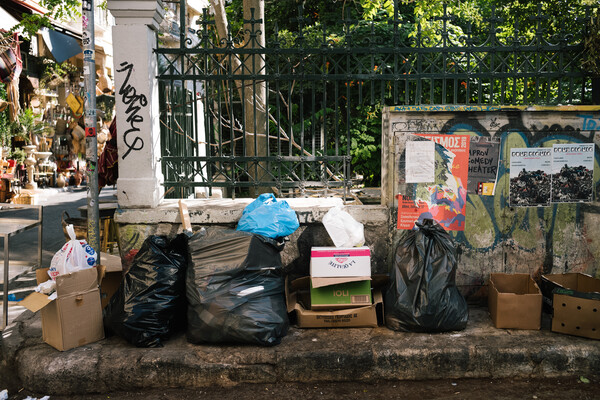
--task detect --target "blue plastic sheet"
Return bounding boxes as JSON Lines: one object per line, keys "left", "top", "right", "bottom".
{"left": 236, "top": 193, "right": 299, "bottom": 238}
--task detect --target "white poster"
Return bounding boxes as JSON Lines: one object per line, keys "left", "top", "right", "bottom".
{"left": 509, "top": 147, "right": 552, "bottom": 207}
{"left": 405, "top": 140, "right": 434, "bottom": 183}
{"left": 551, "top": 143, "right": 594, "bottom": 203}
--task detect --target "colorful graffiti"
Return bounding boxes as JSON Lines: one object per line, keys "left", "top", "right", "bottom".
{"left": 389, "top": 108, "right": 600, "bottom": 295}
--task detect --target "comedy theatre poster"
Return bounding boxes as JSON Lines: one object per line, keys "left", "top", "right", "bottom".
{"left": 398, "top": 134, "right": 470, "bottom": 231}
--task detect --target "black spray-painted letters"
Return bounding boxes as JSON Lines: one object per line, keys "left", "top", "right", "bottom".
{"left": 117, "top": 61, "right": 146, "bottom": 159}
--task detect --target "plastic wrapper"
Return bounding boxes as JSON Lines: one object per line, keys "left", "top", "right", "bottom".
{"left": 103, "top": 234, "right": 188, "bottom": 347}
{"left": 186, "top": 228, "right": 288, "bottom": 346}
{"left": 384, "top": 219, "right": 468, "bottom": 332}
{"left": 236, "top": 193, "right": 299, "bottom": 238}
{"left": 48, "top": 224, "right": 97, "bottom": 281}
{"left": 35, "top": 279, "right": 56, "bottom": 295}
{"left": 322, "top": 206, "right": 365, "bottom": 247}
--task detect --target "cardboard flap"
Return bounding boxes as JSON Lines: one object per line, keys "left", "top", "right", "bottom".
{"left": 36, "top": 268, "right": 51, "bottom": 285}
{"left": 100, "top": 252, "right": 123, "bottom": 273}
{"left": 56, "top": 268, "right": 99, "bottom": 296}
{"left": 179, "top": 200, "right": 192, "bottom": 232}
{"left": 285, "top": 278, "right": 296, "bottom": 313}
{"left": 96, "top": 254, "right": 123, "bottom": 286}
{"left": 311, "top": 276, "right": 371, "bottom": 289}
{"left": 290, "top": 276, "right": 310, "bottom": 292}
{"left": 20, "top": 292, "right": 54, "bottom": 312}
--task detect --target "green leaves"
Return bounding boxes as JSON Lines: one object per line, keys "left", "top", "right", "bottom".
{"left": 9, "top": 0, "right": 82, "bottom": 38}
{"left": 582, "top": 11, "right": 600, "bottom": 76}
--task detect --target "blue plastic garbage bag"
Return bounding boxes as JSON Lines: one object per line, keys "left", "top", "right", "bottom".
{"left": 236, "top": 193, "right": 299, "bottom": 238}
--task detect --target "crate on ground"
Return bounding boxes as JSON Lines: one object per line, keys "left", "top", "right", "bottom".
{"left": 541, "top": 273, "right": 600, "bottom": 340}
{"left": 11, "top": 193, "right": 37, "bottom": 205}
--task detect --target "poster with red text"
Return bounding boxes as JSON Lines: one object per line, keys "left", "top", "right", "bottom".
{"left": 398, "top": 134, "right": 470, "bottom": 231}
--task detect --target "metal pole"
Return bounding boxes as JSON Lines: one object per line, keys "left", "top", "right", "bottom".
{"left": 82, "top": 0, "right": 100, "bottom": 264}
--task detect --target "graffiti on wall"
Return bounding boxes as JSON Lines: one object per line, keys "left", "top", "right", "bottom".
{"left": 116, "top": 61, "right": 147, "bottom": 159}
{"left": 389, "top": 107, "right": 600, "bottom": 296}
{"left": 398, "top": 134, "right": 470, "bottom": 231}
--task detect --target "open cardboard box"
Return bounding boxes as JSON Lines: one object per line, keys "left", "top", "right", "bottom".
{"left": 309, "top": 246, "right": 372, "bottom": 310}
{"left": 286, "top": 275, "right": 386, "bottom": 328}
{"left": 20, "top": 267, "right": 105, "bottom": 351}
{"left": 541, "top": 273, "right": 600, "bottom": 340}
{"left": 488, "top": 273, "right": 542, "bottom": 330}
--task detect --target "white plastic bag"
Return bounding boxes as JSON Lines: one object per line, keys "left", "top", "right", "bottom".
{"left": 48, "top": 224, "right": 97, "bottom": 280}
{"left": 322, "top": 206, "right": 365, "bottom": 248}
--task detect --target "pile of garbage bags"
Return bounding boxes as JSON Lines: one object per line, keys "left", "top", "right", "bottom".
{"left": 104, "top": 194, "right": 297, "bottom": 347}
{"left": 103, "top": 195, "right": 469, "bottom": 348}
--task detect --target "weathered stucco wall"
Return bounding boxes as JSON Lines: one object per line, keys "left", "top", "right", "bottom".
{"left": 114, "top": 198, "right": 392, "bottom": 278}
{"left": 382, "top": 105, "right": 600, "bottom": 299}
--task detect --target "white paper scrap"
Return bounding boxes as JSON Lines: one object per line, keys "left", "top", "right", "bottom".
{"left": 406, "top": 140, "right": 435, "bottom": 183}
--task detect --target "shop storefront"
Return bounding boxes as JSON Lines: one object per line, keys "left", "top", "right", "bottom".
{"left": 0, "top": 0, "right": 114, "bottom": 202}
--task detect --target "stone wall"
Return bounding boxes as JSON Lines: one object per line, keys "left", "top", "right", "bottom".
{"left": 114, "top": 198, "right": 392, "bottom": 278}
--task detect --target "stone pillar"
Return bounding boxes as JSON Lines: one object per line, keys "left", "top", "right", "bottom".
{"left": 107, "top": 0, "right": 165, "bottom": 207}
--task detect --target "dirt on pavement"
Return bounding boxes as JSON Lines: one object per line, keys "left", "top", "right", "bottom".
{"left": 12, "top": 376, "right": 600, "bottom": 400}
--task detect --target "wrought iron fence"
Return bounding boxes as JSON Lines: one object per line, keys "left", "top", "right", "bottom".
{"left": 155, "top": 2, "right": 596, "bottom": 199}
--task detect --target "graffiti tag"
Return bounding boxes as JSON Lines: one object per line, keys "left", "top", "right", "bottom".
{"left": 116, "top": 61, "right": 146, "bottom": 159}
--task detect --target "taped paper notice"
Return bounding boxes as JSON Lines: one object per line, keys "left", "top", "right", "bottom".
{"left": 405, "top": 140, "right": 434, "bottom": 183}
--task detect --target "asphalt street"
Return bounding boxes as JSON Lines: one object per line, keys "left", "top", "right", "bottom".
{"left": 2, "top": 186, "right": 117, "bottom": 267}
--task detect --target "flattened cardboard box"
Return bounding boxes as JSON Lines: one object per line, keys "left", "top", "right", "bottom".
{"left": 541, "top": 273, "right": 600, "bottom": 340}
{"left": 286, "top": 275, "right": 386, "bottom": 328}
{"left": 20, "top": 267, "right": 104, "bottom": 351}
{"left": 310, "top": 246, "right": 371, "bottom": 278}
{"left": 488, "top": 273, "right": 542, "bottom": 330}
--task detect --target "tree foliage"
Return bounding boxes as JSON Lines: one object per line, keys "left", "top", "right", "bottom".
{"left": 212, "top": 0, "right": 599, "bottom": 187}
{"left": 10, "top": 0, "right": 82, "bottom": 38}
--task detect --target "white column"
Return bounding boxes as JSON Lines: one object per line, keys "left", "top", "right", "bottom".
{"left": 107, "top": 0, "right": 165, "bottom": 207}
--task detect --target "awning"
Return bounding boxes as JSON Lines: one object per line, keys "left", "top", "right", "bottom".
{"left": 0, "top": 6, "right": 19, "bottom": 31}
{"left": 40, "top": 28, "right": 82, "bottom": 63}
{"left": 9, "top": 0, "right": 48, "bottom": 15}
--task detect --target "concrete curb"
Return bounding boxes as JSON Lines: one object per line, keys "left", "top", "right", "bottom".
{"left": 2, "top": 307, "right": 599, "bottom": 394}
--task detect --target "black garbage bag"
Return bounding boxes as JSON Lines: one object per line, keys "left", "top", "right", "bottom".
{"left": 186, "top": 228, "right": 288, "bottom": 346}
{"left": 104, "top": 234, "right": 189, "bottom": 347}
{"left": 384, "top": 219, "right": 468, "bottom": 332}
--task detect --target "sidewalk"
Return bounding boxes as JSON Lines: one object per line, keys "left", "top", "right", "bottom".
{"left": 1, "top": 187, "right": 117, "bottom": 328}
{"left": 2, "top": 306, "right": 599, "bottom": 395}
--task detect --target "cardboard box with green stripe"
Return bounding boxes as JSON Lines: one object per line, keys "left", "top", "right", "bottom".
{"left": 310, "top": 247, "right": 371, "bottom": 310}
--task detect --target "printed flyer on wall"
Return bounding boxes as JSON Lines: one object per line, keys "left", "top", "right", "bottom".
{"left": 397, "top": 134, "right": 470, "bottom": 231}
{"left": 467, "top": 136, "right": 501, "bottom": 195}
{"left": 509, "top": 147, "right": 552, "bottom": 207}
{"left": 405, "top": 140, "right": 435, "bottom": 183}
{"left": 551, "top": 143, "right": 594, "bottom": 203}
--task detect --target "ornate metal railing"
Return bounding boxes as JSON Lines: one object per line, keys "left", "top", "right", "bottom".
{"left": 155, "top": 2, "right": 595, "bottom": 198}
